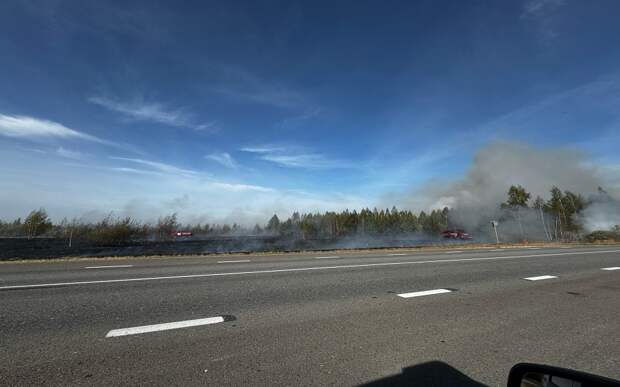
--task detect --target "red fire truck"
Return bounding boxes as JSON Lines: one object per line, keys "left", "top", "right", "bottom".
{"left": 441, "top": 229, "right": 473, "bottom": 240}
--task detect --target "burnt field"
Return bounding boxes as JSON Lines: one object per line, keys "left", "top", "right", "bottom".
{"left": 0, "top": 235, "right": 462, "bottom": 260}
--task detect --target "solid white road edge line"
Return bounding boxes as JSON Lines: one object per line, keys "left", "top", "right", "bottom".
{"left": 84, "top": 265, "right": 134, "bottom": 269}
{"left": 523, "top": 275, "right": 558, "bottom": 281}
{"left": 106, "top": 316, "right": 225, "bottom": 337}
{"left": 217, "top": 260, "right": 250, "bottom": 264}
{"left": 601, "top": 267, "right": 620, "bottom": 271}
{"left": 3, "top": 249, "right": 619, "bottom": 290}
{"left": 315, "top": 256, "right": 340, "bottom": 259}
{"left": 398, "top": 288, "right": 452, "bottom": 298}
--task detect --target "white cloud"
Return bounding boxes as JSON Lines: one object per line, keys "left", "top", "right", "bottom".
{"left": 279, "top": 107, "right": 321, "bottom": 129}
{"left": 108, "top": 157, "right": 277, "bottom": 195}
{"left": 260, "top": 154, "right": 335, "bottom": 169}
{"left": 0, "top": 114, "right": 104, "bottom": 142}
{"left": 240, "top": 146, "right": 288, "bottom": 154}
{"left": 522, "top": 0, "right": 565, "bottom": 18}
{"left": 480, "top": 74, "right": 620, "bottom": 139}
{"left": 0, "top": 113, "right": 139, "bottom": 154}
{"left": 241, "top": 145, "right": 354, "bottom": 170}
{"left": 193, "top": 122, "right": 219, "bottom": 132}
{"left": 110, "top": 156, "right": 198, "bottom": 177}
{"left": 209, "top": 182, "right": 274, "bottom": 193}
{"left": 108, "top": 167, "right": 163, "bottom": 176}
{"left": 89, "top": 96, "right": 216, "bottom": 131}
{"left": 56, "top": 147, "right": 85, "bottom": 160}
{"left": 521, "top": 0, "right": 566, "bottom": 42}
{"left": 213, "top": 67, "right": 308, "bottom": 109}
{"left": 205, "top": 152, "right": 238, "bottom": 169}
{"left": 226, "top": 88, "right": 306, "bottom": 109}
{"left": 110, "top": 156, "right": 276, "bottom": 193}
{"left": 107, "top": 156, "right": 280, "bottom": 196}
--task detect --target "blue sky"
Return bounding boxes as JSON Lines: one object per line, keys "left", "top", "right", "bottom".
{"left": 1, "top": 0, "right": 619, "bottom": 223}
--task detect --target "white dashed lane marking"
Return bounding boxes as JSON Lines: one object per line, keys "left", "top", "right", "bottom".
{"left": 217, "top": 260, "right": 250, "bottom": 264}
{"left": 601, "top": 267, "right": 620, "bottom": 271}
{"left": 445, "top": 251, "right": 463, "bottom": 254}
{"left": 106, "top": 316, "right": 226, "bottom": 337}
{"left": 85, "top": 265, "right": 134, "bottom": 269}
{"left": 397, "top": 288, "right": 453, "bottom": 298}
{"left": 388, "top": 253, "right": 407, "bottom": 256}
{"left": 315, "top": 256, "right": 340, "bottom": 259}
{"left": 523, "top": 275, "right": 557, "bottom": 281}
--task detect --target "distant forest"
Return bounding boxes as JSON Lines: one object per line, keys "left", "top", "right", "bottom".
{"left": 0, "top": 185, "right": 618, "bottom": 244}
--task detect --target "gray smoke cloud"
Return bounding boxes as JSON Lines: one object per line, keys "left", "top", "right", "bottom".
{"left": 386, "top": 142, "right": 620, "bottom": 241}
{"left": 424, "top": 142, "right": 607, "bottom": 209}
{"left": 579, "top": 190, "right": 620, "bottom": 231}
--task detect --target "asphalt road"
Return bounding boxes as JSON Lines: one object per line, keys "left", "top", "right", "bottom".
{"left": 1, "top": 245, "right": 619, "bottom": 386}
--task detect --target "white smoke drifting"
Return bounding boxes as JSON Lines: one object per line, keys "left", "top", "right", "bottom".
{"left": 390, "top": 142, "right": 619, "bottom": 240}
{"left": 579, "top": 190, "right": 620, "bottom": 231}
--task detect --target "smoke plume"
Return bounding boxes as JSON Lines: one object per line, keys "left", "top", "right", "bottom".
{"left": 579, "top": 190, "right": 620, "bottom": 231}
{"left": 390, "top": 142, "right": 619, "bottom": 240}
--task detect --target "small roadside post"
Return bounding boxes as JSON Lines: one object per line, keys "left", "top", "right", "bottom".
{"left": 491, "top": 220, "right": 500, "bottom": 244}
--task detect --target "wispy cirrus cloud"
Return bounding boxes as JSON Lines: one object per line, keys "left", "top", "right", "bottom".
{"left": 480, "top": 74, "right": 620, "bottom": 139}
{"left": 522, "top": 0, "right": 565, "bottom": 18}
{"left": 279, "top": 107, "right": 322, "bottom": 129}
{"left": 108, "top": 166, "right": 163, "bottom": 176}
{"left": 239, "top": 145, "right": 288, "bottom": 154}
{"left": 218, "top": 87, "right": 306, "bottom": 109}
{"left": 213, "top": 67, "right": 309, "bottom": 110}
{"left": 56, "top": 147, "right": 86, "bottom": 160}
{"left": 260, "top": 154, "right": 339, "bottom": 169}
{"left": 241, "top": 145, "right": 355, "bottom": 170}
{"left": 89, "top": 96, "right": 217, "bottom": 132}
{"left": 0, "top": 113, "right": 140, "bottom": 154}
{"left": 209, "top": 182, "right": 274, "bottom": 193}
{"left": 0, "top": 113, "right": 103, "bottom": 142}
{"left": 205, "top": 152, "right": 238, "bottom": 169}
{"left": 109, "top": 156, "right": 198, "bottom": 177}
{"left": 521, "top": 0, "right": 566, "bottom": 42}
{"left": 107, "top": 156, "right": 273, "bottom": 193}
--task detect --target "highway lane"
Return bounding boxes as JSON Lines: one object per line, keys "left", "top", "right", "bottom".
{"left": 1, "top": 246, "right": 619, "bottom": 386}
{"left": 0, "top": 245, "right": 617, "bottom": 287}
{"left": 0, "top": 245, "right": 589, "bottom": 274}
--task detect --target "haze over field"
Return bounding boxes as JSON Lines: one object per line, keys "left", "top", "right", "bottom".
{"left": 1, "top": 0, "right": 619, "bottom": 229}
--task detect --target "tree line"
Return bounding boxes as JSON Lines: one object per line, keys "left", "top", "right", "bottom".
{"left": 0, "top": 212, "right": 243, "bottom": 244}
{"left": 262, "top": 207, "right": 449, "bottom": 239}
{"left": 500, "top": 184, "right": 590, "bottom": 240}
{"left": 0, "top": 207, "right": 451, "bottom": 244}
{"left": 0, "top": 185, "right": 617, "bottom": 244}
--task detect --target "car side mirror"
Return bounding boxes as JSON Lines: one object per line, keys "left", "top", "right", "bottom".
{"left": 507, "top": 363, "right": 620, "bottom": 387}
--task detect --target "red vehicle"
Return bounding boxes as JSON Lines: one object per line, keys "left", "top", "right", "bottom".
{"left": 442, "top": 229, "right": 473, "bottom": 240}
